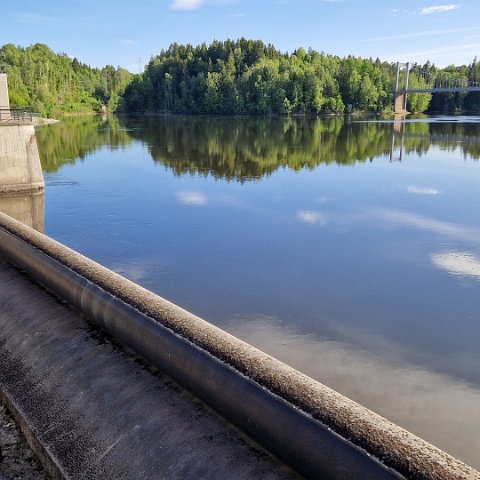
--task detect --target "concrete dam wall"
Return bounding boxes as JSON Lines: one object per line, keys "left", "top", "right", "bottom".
{"left": 0, "top": 124, "right": 44, "bottom": 193}
{"left": 0, "top": 211, "right": 478, "bottom": 480}
{"left": 0, "top": 73, "right": 44, "bottom": 195}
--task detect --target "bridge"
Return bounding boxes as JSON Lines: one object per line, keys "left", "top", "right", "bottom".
{"left": 394, "top": 61, "right": 480, "bottom": 113}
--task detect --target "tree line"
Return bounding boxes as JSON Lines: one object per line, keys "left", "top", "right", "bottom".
{"left": 121, "top": 40, "right": 480, "bottom": 115}
{"left": 2, "top": 40, "right": 480, "bottom": 116}
{"left": 0, "top": 43, "right": 131, "bottom": 117}
{"left": 122, "top": 39, "right": 397, "bottom": 114}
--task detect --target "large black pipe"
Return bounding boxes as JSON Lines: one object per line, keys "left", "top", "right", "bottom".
{"left": 0, "top": 211, "right": 477, "bottom": 480}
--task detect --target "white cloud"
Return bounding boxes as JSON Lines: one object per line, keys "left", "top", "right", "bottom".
{"left": 170, "top": 0, "right": 204, "bottom": 10}
{"left": 406, "top": 186, "right": 442, "bottom": 195}
{"left": 177, "top": 191, "right": 208, "bottom": 205}
{"left": 296, "top": 210, "right": 327, "bottom": 225}
{"left": 431, "top": 251, "right": 480, "bottom": 279}
{"left": 420, "top": 4, "right": 460, "bottom": 15}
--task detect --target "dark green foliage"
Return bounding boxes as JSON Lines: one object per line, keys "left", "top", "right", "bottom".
{"left": 0, "top": 43, "right": 132, "bottom": 117}
{"left": 3, "top": 40, "right": 480, "bottom": 116}
{"left": 122, "top": 39, "right": 399, "bottom": 114}
{"left": 122, "top": 41, "right": 480, "bottom": 115}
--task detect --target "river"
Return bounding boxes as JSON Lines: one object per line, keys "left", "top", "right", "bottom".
{"left": 35, "top": 114, "right": 480, "bottom": 469}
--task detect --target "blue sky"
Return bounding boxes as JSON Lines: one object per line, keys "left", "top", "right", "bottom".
{"left": 2, "top": 0, "right": 480, "bottom": 71}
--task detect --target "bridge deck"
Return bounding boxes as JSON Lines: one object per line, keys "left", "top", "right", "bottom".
{"left": 0, "top": 256, "right": 298, "bottom": 480}
{"left": 398, "top": 86, "right": 480, "bottom": 94}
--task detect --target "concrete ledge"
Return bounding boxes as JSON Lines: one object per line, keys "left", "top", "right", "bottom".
{"left": 0, "top": 211, "right": 478, "bottom": 480}
{"left": 0, "top": 389, "right": 64, "bottom": 480}
{"left": 0, "top": 182, "right": 44, "bottom": 194}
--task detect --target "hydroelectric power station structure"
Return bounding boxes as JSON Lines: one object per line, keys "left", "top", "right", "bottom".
{"left": 0, "top": 72, "right": 44, "bottom": 231}
{"left": 0, "top": 73, "right": 479, "bottom": 480}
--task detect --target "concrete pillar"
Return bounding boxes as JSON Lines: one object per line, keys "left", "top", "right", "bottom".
{"left": 0, "top": 74, "right": 43, "bottom": 227}
{"left": 394, "top": 93, "right": 407, "bottom": 114}
{"left": 0, "top": 73, "right": 9, "bottom": 108}
{"left": 404, "top": 63, "right": 410, "bottom": 111}
{"left": 0, "top": 73, "right": 11, "bottom": 121}
{"left": 390, "top": 115, "right": 406, "bottom": 161}
{"left": 394, "top": 62, "right": 400, "bottom": 93}
{"left": 0, "top": 191, "right": 44, "bottom": 232}
{"left": 0, "top": 125, "right": 44, "bottom": 193}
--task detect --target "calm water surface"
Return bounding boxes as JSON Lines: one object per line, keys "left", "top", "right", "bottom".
{"left": 35, "top": 115, "right": 480, "bottom": 468}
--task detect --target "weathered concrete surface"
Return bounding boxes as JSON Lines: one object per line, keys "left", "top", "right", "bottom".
{"left": 0, "top": 125, "right": 44, "bottom": 193}
{"left": 0, "top": 74, "right": 11, "bottom": 123}
{"left": 0, "top": 74, "right": 9, "bottom": 111}
{"left": 0, "top": 190, "right": 44, "bottom": 232}
{"left": 0, "top": 257, "right": 299, "bottom": 480}
{"left": 0, "top": 211, "right": 478, "bottom": 480}
{"left": 0, "top": 74, "right": 8, "bottom": 108}
{"left": 0, "top": 403, "right": 47, "bottom": 480}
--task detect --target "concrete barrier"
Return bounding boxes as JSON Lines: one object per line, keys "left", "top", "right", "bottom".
{"left": 0, "top": 124, "right": 44, "bottom": 193}
{"left": 0, "top": 211, "right": 478, "bottom": 480}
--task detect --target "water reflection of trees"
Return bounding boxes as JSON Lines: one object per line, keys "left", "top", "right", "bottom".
{"left": 390, "top": 118, "right": 480, "bottom": 161}
{"left": 36, "top": 115, "right": 133, "bottom": 172}
{"left": 37, "top": 115, "right": 480, "bottom": 179}
{"left": 121, "top": 116, "right": 480, "bottom": 180}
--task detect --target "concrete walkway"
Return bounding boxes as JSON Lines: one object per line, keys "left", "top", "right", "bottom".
{"left": 0, "top": 256, "right": 299, "bottom": 480}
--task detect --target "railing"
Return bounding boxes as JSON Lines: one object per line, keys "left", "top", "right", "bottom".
{"left": 0, "top": 107, "right": 33, "bottom": 124}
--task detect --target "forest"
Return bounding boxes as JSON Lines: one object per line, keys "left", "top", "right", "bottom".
{"left": 2, "top": 40, "right": 480, "bottom": 116}
{"left": 0, "top": 43, "right": 131, "bottom": 117}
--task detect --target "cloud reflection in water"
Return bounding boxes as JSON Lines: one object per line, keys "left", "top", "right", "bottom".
{"left": 296, "top": 210, "right": 327, "bottom": 225}
{"left": 406, "top": 186, "right": 442, "bottom": 196}
{"left": 224, "top": 314, "right": 480, "bottom": 468}
{"left": 431, "top": 251, "right": 480, "bottom": 279}
{"left": 370, "top": 208, "right": 480, "bottom": 244}
{"left": 176, "top": 191, "right": 208, "bottom": 206}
